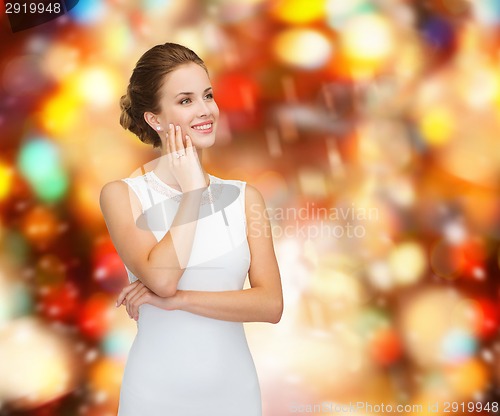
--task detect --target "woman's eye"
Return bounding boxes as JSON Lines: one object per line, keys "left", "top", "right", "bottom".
{"left": 205, "top": 93, "right": 214, "bottom": 100}
{"left": 180, "top": 98, "right": 191, "bottom": 105}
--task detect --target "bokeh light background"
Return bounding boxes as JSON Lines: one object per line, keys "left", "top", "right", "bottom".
{"left": 1, "top": 0, "right": 500, "bottom": 415}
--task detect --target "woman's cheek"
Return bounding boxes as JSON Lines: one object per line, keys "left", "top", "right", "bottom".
{"left": 211, "top": 101, "right": 220, "bottom": 118}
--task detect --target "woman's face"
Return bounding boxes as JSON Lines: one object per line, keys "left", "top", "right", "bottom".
{"left": 155, "top": 62, "right": 219, "bottom": 149}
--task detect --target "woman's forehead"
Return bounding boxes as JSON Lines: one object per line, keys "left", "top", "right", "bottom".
{"left": 161, "top": 63, "right": 211, "bottom": 96}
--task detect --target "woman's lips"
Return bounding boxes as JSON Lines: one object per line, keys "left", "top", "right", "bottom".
{"left": 191, "top": 122, "right": 214, "bottom": 133}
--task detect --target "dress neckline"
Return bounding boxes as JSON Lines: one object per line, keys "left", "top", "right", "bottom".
{"left": 148, "top": 170, "right": 213, "bottom": 194}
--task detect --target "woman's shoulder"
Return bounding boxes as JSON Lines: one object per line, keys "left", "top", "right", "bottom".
{"left": 243, "top": 183, "right": 264, "bottom": 207}
{"left": 100, "top": 174, "right": 148, "bottom": 209}
{"left": 101, "top": 174, "right": 145, "bottom": 196}
{"left": 100, "top": 179, "right": 127, "bottom": 200}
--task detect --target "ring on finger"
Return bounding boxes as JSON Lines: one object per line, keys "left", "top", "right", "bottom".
{"left": 175, "top": 152, "right": 185, "bottom": 158}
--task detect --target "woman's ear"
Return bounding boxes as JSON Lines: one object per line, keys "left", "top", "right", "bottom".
{"left": 144, "top": 111, "right": 162, "bottom": 132}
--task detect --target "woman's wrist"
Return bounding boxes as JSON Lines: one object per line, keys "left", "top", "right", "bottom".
{"left": 157, "top": 289, "right": 186, "bottom": 311}
{"left": 173, "top": 289, "right": 187, "bottom": 310}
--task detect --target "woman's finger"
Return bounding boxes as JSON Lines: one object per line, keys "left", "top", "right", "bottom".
{"left": 174, "top": 125, "right": 185, "bottom": 156}
{"left": 116, "top": 281, "right": 139, "bottom": 307}
{"left": 186, "top": 135, "right": 200, "bottom": 164}
{"left": 166, "top": 123, "right": 174, "bottom": 156}
{"left": 132, "top": 290, "right": 151, "bottom": 320}
{"left": 184, "top": 135, "right": 193, "bottom": 155}
{"left": 193, "top": 144, "right": 200, "bottom": 162}
{"left": 168, "top": 124, "right": 176, "bottom": 156}
{"left": 122, "top": 283, "right": 144, "bottom": 316}
{"left": 127, "top": 286, "right": 150, "bottom": 319}
{"left": 127, "top": 285, "right": 148, "bottom": 313}
{"left": 124, "top": 285, "right": 145, "bottom": 317}
{"left": 165, "top": 128, "right": 172, "bottom": 155}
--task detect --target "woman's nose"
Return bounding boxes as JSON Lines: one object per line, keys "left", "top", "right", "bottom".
{"left": 196, "top": 100, "right": 210, "bottom": 117}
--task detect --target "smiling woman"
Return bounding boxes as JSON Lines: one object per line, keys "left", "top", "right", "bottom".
{"left": 143, "top": 62, "right": 219, "bottom": 173}
{"left": 99, "top": 43, "right": 283, "bottom": 416}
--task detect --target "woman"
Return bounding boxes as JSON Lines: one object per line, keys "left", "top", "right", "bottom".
{"left": 99, "top": 43, "right": 283, "bottom": 416}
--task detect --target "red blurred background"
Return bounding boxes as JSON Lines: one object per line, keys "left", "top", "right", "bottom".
{"left": 1, "top": 0, "right": 500, "bottom": 415}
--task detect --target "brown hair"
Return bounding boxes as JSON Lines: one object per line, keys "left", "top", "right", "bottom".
{"left": 119, "top": 43, "right": 208, "bottom": 148}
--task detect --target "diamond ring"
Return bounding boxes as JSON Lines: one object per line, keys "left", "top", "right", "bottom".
{"left": 175, "top": 152, "right": 185, "bottom": 159}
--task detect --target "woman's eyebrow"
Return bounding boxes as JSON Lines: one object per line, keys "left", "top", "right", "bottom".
{"left": 175, "top": 87, "right": 212, "bottom": 97}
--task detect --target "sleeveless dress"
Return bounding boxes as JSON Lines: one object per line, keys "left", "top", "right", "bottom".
{"left": 117, "top": 171, "right": 261, "bottom": 416}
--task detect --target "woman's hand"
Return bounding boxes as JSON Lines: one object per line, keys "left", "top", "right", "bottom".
{"left": 116, "top": 280, "right": 180, "bottom": 320}
{"left": 165, "top": 124, "right": 207, "bottom": 193}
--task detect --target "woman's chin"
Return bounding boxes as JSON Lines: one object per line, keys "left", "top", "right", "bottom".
{"left": 190, "top": 131, "right": 217, "bottom": 148}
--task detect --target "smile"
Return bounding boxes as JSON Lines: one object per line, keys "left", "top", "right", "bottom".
{"left": 191, "top": 123, "right": 213, "bottom": 131}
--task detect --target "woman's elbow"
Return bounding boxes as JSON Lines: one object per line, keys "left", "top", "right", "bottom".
{"left": 267, "top": 296, "right": 283, "bottom": 324}
{"left": 141, "top": 268, "right": 180, "bottom": 298}
{"left": 154, "top": 283, "right": 177, "bottom": 298}
{"left": 143, "top": 274, "right": 177, "bottom": 298}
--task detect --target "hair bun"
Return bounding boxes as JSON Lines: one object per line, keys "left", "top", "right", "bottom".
{"left": 120, "top": 93, "right": 132, "bottom": 110}
{"left": 119, "top": 94, "right": 133, "bottom": 130}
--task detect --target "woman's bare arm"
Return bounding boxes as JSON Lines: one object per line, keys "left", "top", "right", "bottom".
{"left": 118, "top": 184, "right": 283, "bottom": 324}
{"left": 100, "top": 125, "right": 207, "bottom": 297}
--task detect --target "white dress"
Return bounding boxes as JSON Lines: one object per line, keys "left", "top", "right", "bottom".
{"left": 117, "top": 171, "right": 261, "bottom": 416}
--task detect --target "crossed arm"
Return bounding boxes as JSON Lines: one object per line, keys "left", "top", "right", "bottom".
{"left": 102, "top": 181, "right": 283, "bottom": 324}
